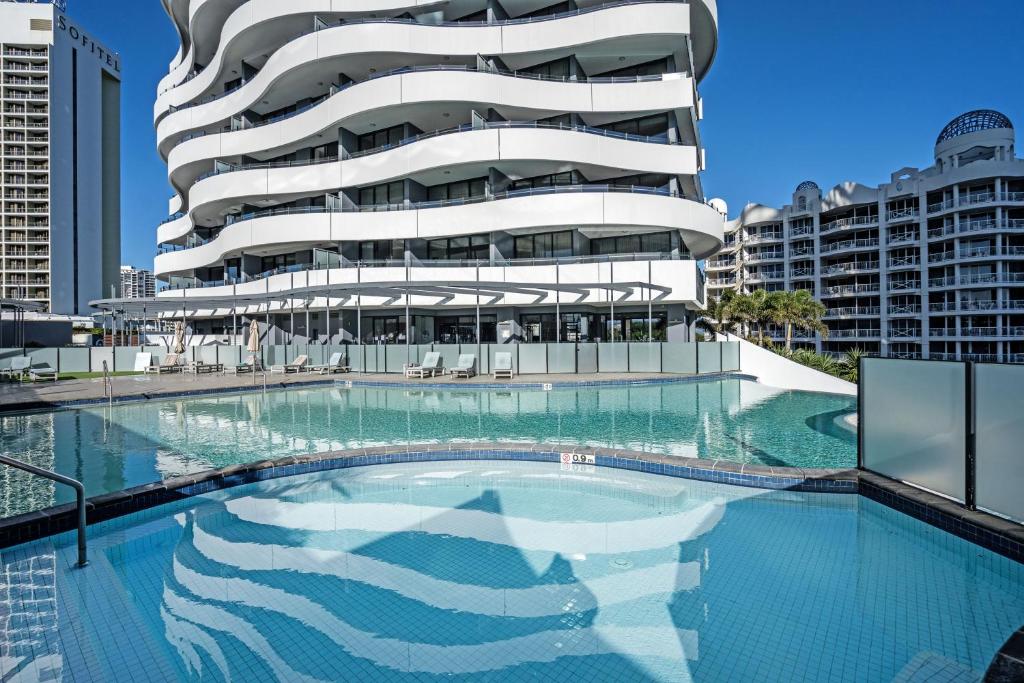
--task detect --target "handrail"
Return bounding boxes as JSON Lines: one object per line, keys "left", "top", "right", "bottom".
{"left": 0, "top": 453, "right": 87, "bottom": 567}
{"left": 102, "top": 360, "right": 112, "bottom": 405}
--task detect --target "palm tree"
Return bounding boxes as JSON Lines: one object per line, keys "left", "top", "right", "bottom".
{"left": 767, "top": 290, "right": 829, "bottom": 351}
{"left": 744, "top": 289, "right": 774, "bottom": 345}
{"left": 697, "top": 290, "right": 738, "bottom": 339}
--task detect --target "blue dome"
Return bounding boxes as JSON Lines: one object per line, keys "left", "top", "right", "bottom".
{"left": 795, "top": 180, "right": 819, "bottom": 192}
{"left": 936, "top": 110, "right": 1013, "bottom": 144}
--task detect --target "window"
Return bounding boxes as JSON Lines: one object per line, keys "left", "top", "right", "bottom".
{"left": 798, "top": 196, "right": 807, "bottom": 211}
{"left": 507, "top": 171, "right": 579, "bottom": 192}
{"left": 357, "top": 124, "right": 404, "bottom": 152}
{"left": 436, "top": 315, "right": 497, "bottom": 343}
{"left": 602, "top": 172, "right": 671, "bottom": 189}
{"left": 521, "top": 56, "right": 572, "bottom": 78}
{"left": 260, "top": 252, "right": 298, "bottom": 273}
{"left": 601, "top": 114, "right": 669, "bottom": 139}
{"left": 514, "top": 231, "right": 573, "bottom": 259}
{"left": 358, "top": 240, "right": 405, "bottom": 262}
{"left": 426, "top": 177, "right": 487, "bottom": 202}
{"left": 426, "top": 234, "right": 489, "bottom": 261}
{"left": 594, "top": 57, "right": 669, "bottom": 80}
{"left": 591, "top": 231, "right": 672, "bottom": 256}
{"left": 358, "top": 181, "right": 404, "bottom": 207}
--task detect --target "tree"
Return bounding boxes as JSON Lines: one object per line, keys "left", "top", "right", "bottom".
{"left": 741, "top": 289, "right": 774, "bottom": 345}
{"left": 697, "top": 290, "right": 738, "bottom": 338}
{"left": 763, "top": 290, "right": 829, "bottom": 351}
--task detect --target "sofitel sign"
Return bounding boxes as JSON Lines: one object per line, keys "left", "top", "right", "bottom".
{"left": 56, "top": 14, "right": 121, "bottom": 74}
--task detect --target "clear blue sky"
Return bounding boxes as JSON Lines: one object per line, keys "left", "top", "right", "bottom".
{"left": 67, "top": 0, "right": 1024, "bottom": 270}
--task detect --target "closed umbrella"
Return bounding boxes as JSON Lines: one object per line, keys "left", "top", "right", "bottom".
{"left": 247, "top": 319, "right": 261, "bottom": 354}
{"left": 172, "top": 321, "right": 186, "bottom": 354}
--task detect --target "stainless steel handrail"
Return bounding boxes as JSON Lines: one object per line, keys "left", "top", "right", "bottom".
{"left": 102, "top": 360, "right": 112, "bottom": 405}
{"left": 0, "top": 454, "right": 87, "bottom": 567}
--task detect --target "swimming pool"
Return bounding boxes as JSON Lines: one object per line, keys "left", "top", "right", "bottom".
{"left": 0, "top": 378, "right": 856, "bottom": 516}
{"left": 2, "top": 460, "right": 1020, "bottom": 682}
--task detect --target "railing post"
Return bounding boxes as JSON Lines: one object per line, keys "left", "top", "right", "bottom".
{"left": 965, "top": 361, "right": 976, "bottom": 510}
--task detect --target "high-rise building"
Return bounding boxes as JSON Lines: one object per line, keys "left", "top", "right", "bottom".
{"left": 0, "top": 0, "right": 121, "bottom": 315}
{"left": 151, "top": 0, "right": 722, "bottom": 343}
{"left": 709, "top": 110, "right": 1024, "bottom": 363}
{"left": 120, "top": 265, "right": 155, "bottom": 299}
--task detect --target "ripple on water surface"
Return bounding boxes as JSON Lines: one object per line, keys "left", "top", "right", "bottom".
{"left": 0, "top": 379, "right": 856, "bottom": 516}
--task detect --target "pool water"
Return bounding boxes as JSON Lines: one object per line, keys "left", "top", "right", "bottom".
{"left": 0, "top": 379, "right": 856, "bottom": 516}
{"left": 2, "top": 461, "right": 1021, "bottom": 682}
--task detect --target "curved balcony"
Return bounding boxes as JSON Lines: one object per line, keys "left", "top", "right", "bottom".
{"left": 154, "top": 186, "right": 725, "bottom": 276}
{"left": 819, "top": 238, "right": 879, "bottom": 256}
{"left": 160, "top": 124, "right": 697, "bottom": 243}
{"left": 155, "top": 1, "right": 693, "bottom": 137}
{"left": 155, "top": 258, "right": 706, "bottom": 312}
{"left": 164, "top": 68, "right": 695, "bottom": 194}
{"left": 819, "top": 215, "right": 878, "bottom": 235}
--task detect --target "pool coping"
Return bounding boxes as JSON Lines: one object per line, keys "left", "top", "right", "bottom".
{"left": 4, "top": 442, "right": 1023, "bottom": 567}
{"left": 0, "top": 370, "right": 758, "bottom": 413}
{"left": 0, "top": 442, "right": 858, "bottom": 550}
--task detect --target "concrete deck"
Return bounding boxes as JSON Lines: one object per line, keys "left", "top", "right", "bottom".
{"left": 0, "top": 370, "right": 697, "bottom": 411}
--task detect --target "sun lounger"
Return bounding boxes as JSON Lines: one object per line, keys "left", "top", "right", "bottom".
{"left": 493, "top": 352, "right": 514, "bottom": 380}
{"left": 145, "top": 353, "right": 183, "bottom": 374}
{"left": 27, "top": 363, "right": 58, "bottom": 382}
{"left": 2, "top": 356, "right": 31, "bottom": 381}
{"left": 311, "top": 352, "right": 350, "bottom": 374}
{"left": 230, "top": 355, "right": 262, "bottom": 374}
{"left": 405, "top": 352, "right": 444, "bottom": 378}
{"left": 271, "top": 354, "right": 309, "bottom": 374}
{"left": 450, "top": 354, "right": 477, "bottom": 379}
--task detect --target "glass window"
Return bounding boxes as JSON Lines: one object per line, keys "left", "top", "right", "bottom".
{"left": 514, "top": 235, "right": 534, "bottom": 259}
{"left": 642, "top": 232, "right": 671, "bottom": 253}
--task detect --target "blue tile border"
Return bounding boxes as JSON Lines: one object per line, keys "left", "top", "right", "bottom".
{"left": 0, "top": 371, "right": 758, "bottom": 414}
{"left": 3, "top": 442, "right": 1019, "bottom": 568}
{"left": 0, "top": 442, "right": 854, "bottom": 550}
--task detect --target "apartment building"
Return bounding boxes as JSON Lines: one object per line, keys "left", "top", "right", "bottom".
{"left": 709, "top": 110, "right": 1023, "bottom": 363}
{"left": 120, "top": 265, "right": 155, "bottom": 299}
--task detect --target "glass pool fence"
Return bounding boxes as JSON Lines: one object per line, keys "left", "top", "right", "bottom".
{"left": 859, "top": 356, "right": 1024, "bottom": 524}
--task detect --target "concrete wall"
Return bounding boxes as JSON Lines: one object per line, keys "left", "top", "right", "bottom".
{"left": 720, "top": 334, "right": 857, "bottom": 396}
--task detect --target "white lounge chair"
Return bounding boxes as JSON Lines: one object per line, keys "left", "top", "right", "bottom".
{"left": 230, "top": 354, "right": 261, "bottom": 374}
{"left": 450, "top": 354, "right": 477, "bottom": 379}
{"left": 27, "top": 363, "right": 58, "bottom": 382}
{"left": 2, "top": 356, "right": 31, "bottom": 381}
{"left": 493, "top": 352, "right": 514, "bottom": 379}
{"left": 145, "top": 353, "right": 183, "bottom": 374}
{"left": 271, "top": 354, "right": 309, "bottom": 374}
{"left": 405, "top": 352, "right": 444, "bottom": 378}
{"left": 311, "top": 352, "right": 350, "bottom": 374}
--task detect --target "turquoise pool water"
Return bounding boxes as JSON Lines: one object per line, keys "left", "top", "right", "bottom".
{"left": 2, "top": 461, "right": 1021, "bottom": 682}
{"left": 0, "top": 378, "right": 856, "bottom": 516}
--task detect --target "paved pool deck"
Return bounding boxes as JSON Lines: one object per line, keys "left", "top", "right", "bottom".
{"left": 0, "top": 370, "right": 702, "bottom": 411}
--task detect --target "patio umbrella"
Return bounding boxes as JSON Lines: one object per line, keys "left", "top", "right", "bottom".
{"left": 172, "top": 321, "right": 186, "bottom": 354}
{"left": 247, "top": 319, "right": 261, "bottom": 354}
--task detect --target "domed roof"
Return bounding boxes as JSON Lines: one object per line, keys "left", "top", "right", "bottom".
{"left": 936, "top": 110, "right": 1013, "bottom": 144}
{"left": 795, "top": 180, "right": 819, "bottom": 192}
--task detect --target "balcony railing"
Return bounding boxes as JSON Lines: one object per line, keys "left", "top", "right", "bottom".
{"left": 887, "top": 279, "right": 921, "bottom": 291}
{"left": 887, "top": 304, "right": 921, "bottom": 315}
{"left": 821, "top": 283, "right": 880, "bottom": 296}
{"left": 819, "top": 238, "right": 880, "bottom": 254}
{"left": 886, "top": 207, "right": 919, "bottom": 222}
{"left": 819, "top": 215, "right": 878, "bottom": 234}
{"left": 887, "top": 255, "right": 920, "bottom": 268}
{"left": 830, "top": 329, "right": 881, "bottom": 338}
{"left": 825, "top": 306, "right": 880, "bottom": 317}
{"left": 821, "top": 261, "right": 879, "bottom": 275}
{"left": 927, "top": 198, "right": 955, "bottom": 213}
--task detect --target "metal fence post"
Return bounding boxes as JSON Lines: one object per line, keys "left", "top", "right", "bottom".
{"left": 965, "top": 361, "right": 977, "bottom": 511}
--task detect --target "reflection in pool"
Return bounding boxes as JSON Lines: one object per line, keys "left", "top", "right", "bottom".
{"left": 0, "top": 378, "right": 855, "bottom": 516}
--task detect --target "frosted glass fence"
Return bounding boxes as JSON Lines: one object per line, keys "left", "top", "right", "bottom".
{"left": 860, "top": 357, "right": 1024, "bottom": 523}
{"left": 975, "top": 364, "right": 1024, "bottom": 523}
{"left": 0, "top": 342, "right": 740, "bottom": 376}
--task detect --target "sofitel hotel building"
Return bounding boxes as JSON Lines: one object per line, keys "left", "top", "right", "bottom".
{"left": 0, "top": 0, "right": 121, "bottom": 315}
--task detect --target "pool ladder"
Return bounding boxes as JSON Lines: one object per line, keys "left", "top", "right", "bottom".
{"left": 0, "top": 453, "right": 88, "bottom": 567}
{"left": 102, "top": 361, "right": 113, "bottom": 406}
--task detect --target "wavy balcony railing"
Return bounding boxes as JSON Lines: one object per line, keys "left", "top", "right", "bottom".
{"left": 193, "top": 120, "right": 676, "bottom": 184}
{"left": 172, "top": 64, "right": 683, "bottom": 149}
{"left": 161, "top": 0, "right": 686, "bottom": 118}
{"left": 159, "top": 183, "right": 682, "bottom": 254}
{"left": 162, "top": 251, "right": 682, "bottom": 290}
{"left": 819, "top": 215, "right": 878, "bottom": 234}
{"left": 819, "top": 238, "right": 880, "bottom": 254}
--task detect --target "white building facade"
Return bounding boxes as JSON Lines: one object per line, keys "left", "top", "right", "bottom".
{"left": 709, "top": 110, "right": 1024, "bottom": 363}
{"left": 0, "top": 0, "right": 121, "bottom": 315}
{"left": 120, "top": 265, "right": 155, "bottom": 299}
{"left": 152, "top": 0, "right": 722, "bottom": 344}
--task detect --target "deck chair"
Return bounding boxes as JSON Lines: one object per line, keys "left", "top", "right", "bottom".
{"left": 311, "top": 352, "right": 350, "bottom": 374}
{"left": 493, "top": 352, "right": 514, "bottom": 379}
{"left": 405, "top": 352, "right": 444, "bottom": 378}
{"left": 271, "top": 354, "right": 309, "bottom": 374}
{"left": 450, "top": 354, "right": 477, "bottom": 379}
{"left": 145, "top": 353, "right": 182, "bottom": 374}
{"left": 230, "top": 354, "right": 261, "bottom": 374}
{"left": 2, "top": 356, "right": 31, "bottom": 381}
{"left": 28, "top": 363, "right": 58, "bottom": 382}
